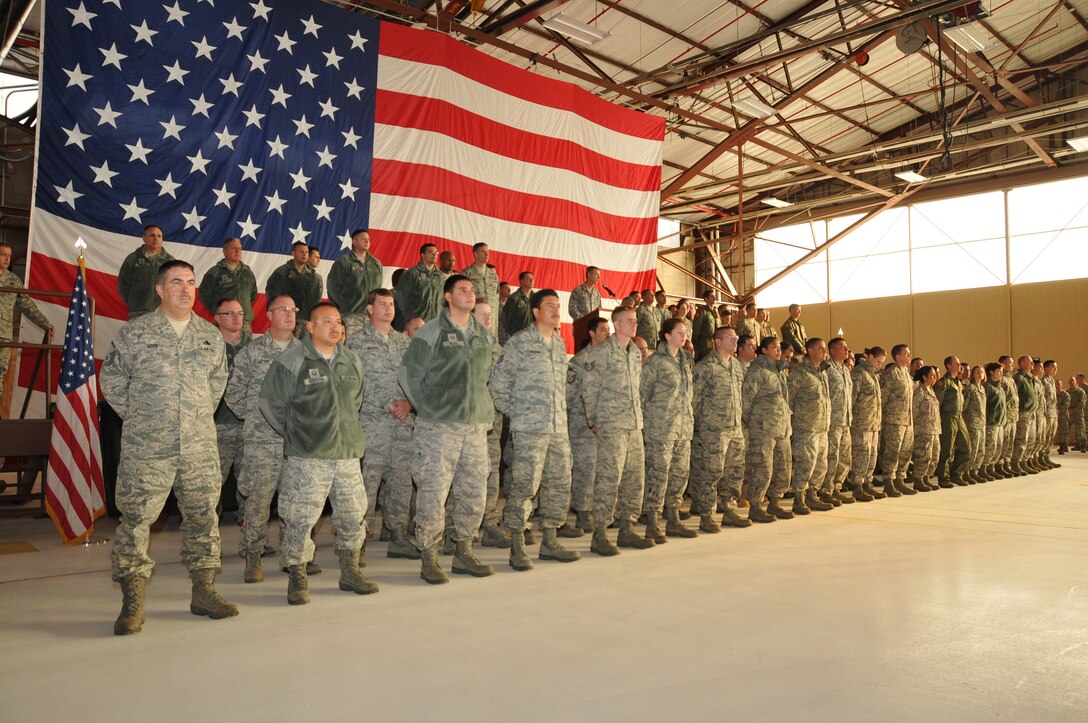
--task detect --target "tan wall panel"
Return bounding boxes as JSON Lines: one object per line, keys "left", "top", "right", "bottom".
{"left": 829, "top": 297, "right": 912, "bottom": 354}
{"left": 1011, "top": 278, "right": 1088, "bottom": 375}
{"left": 911, "top": 286, "right": 1011, "bottom": 368}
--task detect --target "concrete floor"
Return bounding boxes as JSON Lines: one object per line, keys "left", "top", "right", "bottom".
{"left": 1, "top": 458, "right": 1086, "bottom": 721}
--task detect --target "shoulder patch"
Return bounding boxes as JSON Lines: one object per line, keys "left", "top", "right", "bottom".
{"left": 583, "top": 361, "right": 595, "bottom": 372}
{"left": 567, "top": 370, "right": 577, "bottom": 384}
{"left": 104, "top": 348, "right": 117, "bottom": 365}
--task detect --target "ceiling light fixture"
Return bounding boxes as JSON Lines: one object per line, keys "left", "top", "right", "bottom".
{"left": 943, "top": 22, "right": 995, "bottom": 53}
{"left": 761, "top": 197, "right": 793, "bottom": 208}
{"left": 541, "top": 14, "right": 610, "bottom": 45}
{"left": 728, "top": 97, "right": 777, "bottom": 119}
{"left": 1066, "top": 137, "right": 1088, "bottom": 152}
{"left": 894, "top": 170, "right": 929, "bottom": 183}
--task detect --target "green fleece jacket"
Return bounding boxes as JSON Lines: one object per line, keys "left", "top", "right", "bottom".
{"left": 258, "top": 336, "right": 365, "bottom": 459}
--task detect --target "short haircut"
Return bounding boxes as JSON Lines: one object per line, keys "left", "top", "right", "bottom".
{"left": 351, "top": 228, "right": 369, "bottom": 238}
{"left": 143, "top": 224, "right": 163, "bottom": 234}
{"left": 443, "top": 273, "right": 471, "bottom": 295}
{"left": 267, "top": 294, "right": 295, "bottom": 309}
{"left": 911, "top": 357, "right": 922, "bottom": 365}
{"left": 641, "top": 288, "right": 653, "bottom": 295}
{"left": 530, "top": 289, "right": 558, "bottom": 310}
{"left": 420, "top": 243, "right": 437, "bottom": 255}
{"left": 1018, "top": 354, "right": 1032, "bottom": 365}
{"left": 291, "top": 241, "right": 308, "bottom": 251}
{"left": 714, "top": 326, "right": 736, "bottom": 340}
{"left": 744, "top": 302, "right": 756, "bottom": 311}
{"left": 366, "top": 288, "right": 394, "bottom": 306}
{"left": 587, "top": 317, "right": 609, "bottom": 334}
{"left": 498, "top": 281, "right": 510, "bottom": 289}
{"left": 828, "top": 337, "right": 846, "bottom": 352}
{"left": 718, "top": 304, "right": 731, "bottom": 315}
{"left": 805, "top": 337, "right": 824, "bottom": 351}
{"left": 472, "top": 242, "right": 487, "bottom": 253}
{"left": 985, "top": 362, "right": 1002, "bottom": 377}
{"left": 891, "top": 344, "right": 910, "bottom": 359}
{"left": 586, "top": 266, "right": 599, "bottom": 275}
{"left": 214, "top": 297, "right": 240, "bottom": 311}
{"left": 610, "top": 305, "right": 635, "bottom": 321}
{"left": 759, "top": 335, "right": 778, "bottom": 352}
{"left": 998, "top": 355, "right": 1013, "bottom": 364}
{"left": 788, "top": 304, "right": 800, "bottom": 312}
{"left": 309, "top": 300, "right": 340, "bottom": 317}
{"left": 156, "top": 259, "right": 193, "bottom": 283}
{"left": 308, "top": 247, "right": 320, "bottom": 256}
{"left": 518, "top": 270, "right": 532, "bottom": 283}
{"left": 702, "top": 289, "right": 715, "bottom": 300}
{"left": 222, "top": 237, "right": 241, "bottom": 248}
{"left": 944, "top": 355, "right": 957, "bottom": 368}
{"left": 660, "top": 317, "right": 685, "bottom": 341}
{"left": 737, "top": 334, "right": 754, "bottom": 349}
{"left": 1044, "top": 359, "right": 1057, "bottom": 369}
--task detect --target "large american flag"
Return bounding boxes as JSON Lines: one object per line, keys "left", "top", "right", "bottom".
{"left": 44, "top": 256, "right": 105, "bottom": 544}
{"left": 25, "top": 0, "right": 662, "bottom": 386}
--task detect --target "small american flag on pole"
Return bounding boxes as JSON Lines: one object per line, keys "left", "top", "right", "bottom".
{"left": 45, "top": 252, "right": 105, "bottom": 544}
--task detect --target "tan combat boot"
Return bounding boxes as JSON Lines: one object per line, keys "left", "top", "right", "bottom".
{"left": 387, "top": 526, "right": 421, "bottom": 560}
{"left": 287, "top": 564, "right": 309, "bottom": 604}
{"left": 590, "top": 525, "right": 620, "bottom": 556}
{"left": 114, "top": 577, "right": 146, "bottom": 635}
{"left": 420, "top": 545, "right": 449, "bottom": 585}
{"left": 452, "top": 539, "right": 494, "bottom": 577}
{"left": 539, "top": 528, "right": 580, "bottom": 563}
{"left": 338, "top": 549, "right": 379, "bottom": 595}
{"left": 243, "top": 551, "right": 263, "bottom": 584}
{"left": 665, "top": 507, "right": 698, "bottom": 538}
{"left": 509, "top": 528, "right": 534, "bottom": 571}
{"left": 190, "top": 570, "right": 239, "bottom": 619}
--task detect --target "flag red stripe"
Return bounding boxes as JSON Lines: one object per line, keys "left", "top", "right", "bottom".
{"left": 27, "top": 255, "right": 128, "bottom": 320}
{"left": 379, "top": 24, "right": 666, "bottom": 142}
{"left": 49, "top": 399, "right": 94, "bottom": 527}
{"left": 374, "top": 90, "right": 661, "bottom": 192}
{"left": 371, "top": 159, "right": 658, "bottom": 246}
{"left": 45, "top": 485, "right": 79, "bottom": 541}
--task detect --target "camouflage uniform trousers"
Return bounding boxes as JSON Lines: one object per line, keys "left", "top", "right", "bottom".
{"left": 216, "top": 420, "right": 244, "bottom": 514}
{"left": 910, "top": 433, "right": 940, "bottom": 483}
{"left": 984, "top": 425, "right": 1005, "bottom": 466}
{"left": 851, "top": 429, "right": 879, "bottom": 486}
{"left": 1036, "top": 413, "right": 1054, "bottom": 457}
{"left": 1056, "top": 412, "right": 1069, "bottom": 448}
{"left": 484, "top": 411, "right": 503, "bottom": 526}
{"left": 111, "top": 451, "right": 222, "bottom": 582}
{"left": 279, "top": 457, "right": 366, "bottom": 568}
{"left": 937, "top": 415, "right": 971, "bottom": 482}
{"left": 745, "top": 432, "right": 792, "bottom": 503}
{"left": 503, "top": 431, "right": 573, "bottom": 532}
{"left": 642, "top": 434, "right": 691, "bottom": 517}
{"left": 1013, "top": 410, "right": 1038, "bottom": 462}
{"left": 966, "top": 423, "right": 986, "bottom": 473}
{"left": 1073, "top": 413, "right": 1086, "bottom": 448}
{"left": 343, "top": 312, "right": 370, "bottom": 340}
{"left": 411, "top": 419, "right": 489, "bottom": 550}
{"left": 688, "top": 428, "right": 744, "bottom": 514}
{"left": 790, "top": 431, "right": 829, "bottom": 494}
{"left": 568, "top": 431, "right": 597, "bottom": 513}
{"left": 823, "top": 425, "right": 851, "bottom": 492}
{"left": 1001, "top": 420, "right": 1016, "bottom": 463}
{"left": 593, "top": 429, "right": 645, "bottom": 527}
{"left": 238, "top": 441, "right": 285, "bottom": 557}
{"left": 361, "top": 415, "right": 414, "bottom": 533}
{"left": 880, "top": 423, "right": 913, "bottom": 483}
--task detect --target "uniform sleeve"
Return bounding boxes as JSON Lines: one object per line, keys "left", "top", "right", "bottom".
{"left": 639, "top": 356, "right": 658, "bottom": 414}
{"left": 244, "top": 267, "right": 258, "bottom": 307}
{"left": 787, "top": 369, "right": 801, "bottom": 414}
{"left": 265, "top": 267, "right": 281, "bottom": 299}
{"left": 116, "top": 254, "right": 134, "bottom": 309}
{"left": 99, "top": 332, "right": 134, "bottom": 419}
{"left": 741, "top": 368, "right": 763, "bottom": 427}
{"left": 224, "top": 345, "right": 251, "bottom": 419}
{"left": 16, "top": 290, "right": 51, "bottom": 332}
{"left": 488, "top": 341, "right": 515, "bottom": 415}
{"left": 397, "top": 331, "right": 431, "bottom": 410}
{"left": 326, "top": 257, "right": 344, "bottom": 307}
{"left": 207, "top": 338, "right": 229, "bottom": 411}
{"left": 197, "top": 265, "right": 216, "bottom": 315}
{"left": 258, "top": 359, "right": 292, "bottom": 436}
{"left": 580, "top": 347, "right": 602, "bottom": 429}
{"left": 692, "top": 362, "right": 707, "bottom": 420}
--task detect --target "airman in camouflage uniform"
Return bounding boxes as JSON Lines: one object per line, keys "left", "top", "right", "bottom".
{"left": 461, "top": 243, "right": 500, "bottom": 314}
{"left": 822, "top": 338, "right": 853, "bottom": 504}
{"left": 850, "top": 348, "right": 885, "bottom": 501}
{"left": 734, "top": 302, "right": 761, "bottom": 342}
{"left": 742, "top": 337, "right": 793, "bottom": 520}
{"left": 1068, "top": 376, "right": 1086, "bottom": 451}
{"left": 757, "top": 308, "right": 780, "bottom": 344}
{"left": 984, "top": 363, "right": 1007, "bottom": 479}
{"left": 788, "top": 339, "right": 832, "bottom": 514}
{"left": 260, "top": 302, "right": 378, "bottom": 604}
{"left": 998, "top": 356, "right": 1021, "bottom": 473}
{"left": 690, "top": 290, "right": 719, "bottom": 360}
{"left": 565, "top": 319, "right": 610, "bottom": 534}
{"left": 690, "top": 326, "right": 748, "bottom": 529}
{"left": 345, "top": 289, "right": 416, "bottom": 559}
{"left": 399, "top": 275, "right": 496, "bottom": 583}
{"left": 0, "top": 242, "right": 53, "bottom": 403}
{"left": 636, "top": 290, "right": 661, "bottom": 350}
{"left": 198, "top": 238, "right": 258, "bottom": 328}
{"left": 266, "top": 242, "right": 322, "bottom": 333}
{"left": 490, "top": 290, "right": 580, "bottom": 570}
{"left": 327, "top": 229, "right": 383, "bottom": 337}
{"left": 640, "top": 318, "right": 697, "bottom": 542}
{"left": 209, "top": 299, "right": 251, "bottom": 523}
{"left": 469, "top": 298, "right": 511, "bottom": 549}
{"left": 910, "top": 368, "right": 941, "bottom": 490}
{"left": 394, "top": 244, "right": 445, "bottom": 330}
{"left": 116, "top": 225, "right": 175, "bottom": 319}
{"left": 580, "top": 306, "right": 654, "bottom": 554}
{"left": 1037, "top": 361, "right": 1059, "bottom": 468}
{"left": 101, "top": 260, "right": 236, "bottom": 635}
{"left": 962, "top": 368, "right": 988, "bottom": 482}
{"left": 501, "top": 272, "right": 534, "bottom": 341}
{"left": 568, "top": 266, "right": 602, "bottom": 322}
{"left": 934, "top": 357, "right": 971, "bottom": 486}
{"left": 1055, "top": 377, "right": 1070, "bottom": 454}
{"left": 1012, "top": 356, "right": 1039, "bottom": 474}
{"left": 879, "top": 344, "right": 916, "bottom": 496}
{"left": 224, "top": 296, "right": 301, "bottom": 580}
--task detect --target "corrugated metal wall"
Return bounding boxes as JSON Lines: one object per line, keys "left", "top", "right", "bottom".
{"left": 765, "top": 277, "right": 1088, "bottom": 374}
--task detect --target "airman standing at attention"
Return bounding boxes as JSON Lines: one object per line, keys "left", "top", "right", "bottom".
{"left": 690, "top": 290, "right": 719, "bottom": 361}
{"left": 562, "top": 317, "right": 610, "bottom": 536}
{"left": 0, "top": 242, "right": 53, "bottom": 403}
{"left": 822, "top": 337, "right": 853, "bottom": 504}
{"left": 501, "top": 271, "right": 534, "bottom": 340}
{"left": 1070, "top": 375, "right": 1087, "bottom": 452}
{"left": 983, "top": 363, "right": 1008, "bottom": 479}
{"left": 568, "top": 266, "right": 602, "bottom": 322}
{"left": 998, "top": 356, "right": 1022, "bottom": 474}
{"left": 757, "top": 308, "right": 779, "bottom": 344}
{"left": 961, "top": 364, "right": 990, "bottom": 483}
{"left": 1038, "top": 360, "right": 1059, "bottom": 469}
{"left": 636, "top": 289, "right": 661, "bottom": 351}
{"left": 788, "top": 338, "right": 833, "bottom": 514}
{"left": 1055, "top": 376, "right": 1070, "bottom": 455}
{"left": 879, "top": 343, "right": 916, "bottom": 497}
{"left": 461, "top": 243, "right": 500, "bottom": 314}
{"left": 490, "top": 289, "right": 580, "bottom": 570}
{"left": 850, "top": 347, "right": 885, "bottom": 501}
{"left": 734, "top": 302, "right": 761, "bottom": 341}
{"left": 780, "top": 304, "right": 806, "bottom": 356}
{"left": 580, "top": 306, "right": 654, "bottom": 555}
{"left": 909, "top": 366, "right": 942, "bottom": 491}
{"left": 198, "top": 238, "right": 258, "bottom": 329}
{"left": 266, "top": 241, "right": 322, "bottom": 336}
{"left": 934, "top": 356, "right": 972, "bottom": 487}
{"left": 210, "top": 298, "right": 251, "bottom": 521}
{"left": 742, "top": 337, "right": 793, "bottom": 521}
{"left": 117, "top": 225, "right": 174, "bottom": 319}
{"left": 1012, "top": 355, "right": 1040, "bottom": 475}
{"left": 327, "top": 229, "right": 383, "bottom": 338}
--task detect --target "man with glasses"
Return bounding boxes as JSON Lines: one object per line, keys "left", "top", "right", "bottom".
{"left": 210, "top": 298, "right": 251, "bottom": 525}
{"left": 224, "top": 296, "right": 307, "bottom": 583}
{"left": 199, "top": 238, "right": 257, "bottom": 329}
{"left": 102, "top": 260, "right": 237, "bottom": 635}
{"left": 260, "top": 302, "right": 377, "bottom": 604}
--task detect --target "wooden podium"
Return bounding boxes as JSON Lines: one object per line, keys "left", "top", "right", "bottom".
{"left": 570, "top": 299, "right": 620, "bottom": 352}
